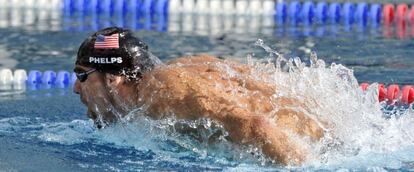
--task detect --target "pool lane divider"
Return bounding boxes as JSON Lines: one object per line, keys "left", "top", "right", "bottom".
{"left": 61, "top": 11, "right": 414, "bottom": 39}
{"left": 0, "top": 69, "right": 76, "bottom": 90}
{"left": 61, "top": 1, "right": 414, "bottom": 37}
{"left": 1, "top": 69, "right": 413, "bottom": 105}
{"left": 277, "top": 2, "right": 413, "bottom": 25}
{"left": 62, "top": 0, "right": 414, "bottom": 25}
{"left": 360, "top": 83, "right": 414, "bottom": 105}
{"left": 3, "top": 0, "right": 412, "bottom": 27}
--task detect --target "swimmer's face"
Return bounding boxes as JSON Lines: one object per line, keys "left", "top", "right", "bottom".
{"left": 73, "top": 65, "right": 122, "bottom": 128}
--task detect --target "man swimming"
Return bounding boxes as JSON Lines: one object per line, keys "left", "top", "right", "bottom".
{"left": 73, "top": 27, "right": 326, "bottom": 165}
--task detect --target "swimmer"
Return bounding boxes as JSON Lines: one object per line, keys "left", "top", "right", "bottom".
{"left": 73, "top": 27, "right": 326, "bottom": 165}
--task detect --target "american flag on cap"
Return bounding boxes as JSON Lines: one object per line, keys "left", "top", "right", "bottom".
{"left": 94, "top": 34, "right": 119, "bottom": 49}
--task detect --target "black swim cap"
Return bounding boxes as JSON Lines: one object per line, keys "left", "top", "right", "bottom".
{"left": 76, "top": 27, "right": 161, "bottom": 80}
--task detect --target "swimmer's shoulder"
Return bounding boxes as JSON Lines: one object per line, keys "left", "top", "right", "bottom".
{"left": 161, "top": 54, "right": 251, "bottom": 77}
{"left": 166, "top": 54, "right": 222, "bottom": 65}
{"left": 142, "top": 54, "right": 221, "bottom": 94}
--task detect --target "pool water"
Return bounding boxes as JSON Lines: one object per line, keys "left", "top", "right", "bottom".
{"left": 0, "top": 9, "right": 414, "bottom": 171}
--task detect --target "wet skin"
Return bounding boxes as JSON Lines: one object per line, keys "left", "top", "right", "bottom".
{"left": 73, "top": 55, "right": 326, "bottom": 165}
{"left": 73, "top": 66, "right": 136, "bottom": 128}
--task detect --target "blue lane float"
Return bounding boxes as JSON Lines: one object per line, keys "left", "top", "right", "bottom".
{"left": 155, "top": 0, "right": 169, "bottom": 14}
{"left": 28, "top": 70, "right": 42, "bottom": 84}
{"left": 343, "top": 2, "right": 355, "bottom": 24}
{"left": 328, "top": 3, "right": 341, "bottom": 23}
{"left": 62, "top": 0, "right": 169, "bottom": 32}
{"left": 142, "top": 0, "right": 154, "bottom": 13}
{"left": 370, "top": 4, "right": 382, "bottom": 24}
{"left": 126, "top": 0, "right": 138, "bottom": 12}
{"left": 63, "top": 0, "right": 168, "bottom": 15}
{"left": 57, "top": 71, "right": 71, "bottom": 86}
{"left": 85, "top": 0, "right": 98, "bottom": 12}
{"left": 113, "top": 0, "right": 124, "bottom": 12}
{"left": 316, "top": 2, "right": 328, "bottom": 23}
{"left": 356, "top": 3, "right": 369, "bottom": 24}
{"left": 63, "top": 0, "right": 71, "bottom": 14}
{"left": 301, "top": 1, "right": 314, "bottom": 23}
{"left": 276, "top": 1, "right": 287, "bottom": 23}
{"left": 99, "top": 0, "right": 112, "bottom": 13}
{"left": 73, "top": 0, "right": 84, "bottom": 12}
{"left": 288, "top": 1, "right": 301, "bottom": 22}
{"left": 62, "top": 9, "right": 168, "bottom": 32}
{"left": 42, "top": 71, "right": 57, "bottom": 85}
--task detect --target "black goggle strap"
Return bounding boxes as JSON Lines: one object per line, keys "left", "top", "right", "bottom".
{"left": 76, "top": 68, "right": 96, "bottom": 82}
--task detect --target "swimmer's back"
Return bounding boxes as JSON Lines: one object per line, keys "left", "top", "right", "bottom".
{"left": 139, "top": 55, "right": 276, "bottom": 119}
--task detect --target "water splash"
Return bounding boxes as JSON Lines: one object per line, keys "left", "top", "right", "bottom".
{"left": 251, "top": 39, "right": 414, "bottom": 167}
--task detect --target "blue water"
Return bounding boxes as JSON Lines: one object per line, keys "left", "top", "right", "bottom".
{"left": 0, "top": 9, "right": 414, "bottom": 171}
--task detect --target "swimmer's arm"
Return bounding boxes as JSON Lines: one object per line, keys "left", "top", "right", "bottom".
{"left": 220, "top": 113, "right": 307, "bottom": 165}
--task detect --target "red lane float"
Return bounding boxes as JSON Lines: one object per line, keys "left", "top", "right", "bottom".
{"left": 396, "top": 17, "right": 408, "bottom": 39}
{"left": 402, "top": 85, "right": 414, "bottom": 104}
{"left": 396, "top": 3, "right": 408, "bottom": 21}
{"left": 410, "top": 5, "right": 414, "bottom": 24}
{"left": 383, "top": 4, "right": 395, "bottom": 24}
{"left": 387, "top": 84, "right": 400, "bottom": 102}
{"left": 379, "top": 83, "right": 386, "bottom": 102}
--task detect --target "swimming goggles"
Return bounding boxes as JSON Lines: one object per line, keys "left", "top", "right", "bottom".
{"left": 76, "top": 68, "right": 96, "bottom": 82}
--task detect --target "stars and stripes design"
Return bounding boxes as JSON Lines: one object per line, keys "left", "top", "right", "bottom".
{"left": 94, "top": 34, "right": 119, "bottom": 49}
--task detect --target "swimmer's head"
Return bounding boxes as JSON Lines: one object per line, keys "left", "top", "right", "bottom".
{"left": 76, "top": 26, "right": 161, "bottom": 81}
{"left": 74, "top": 27, "right": 160, "bottom": 128}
